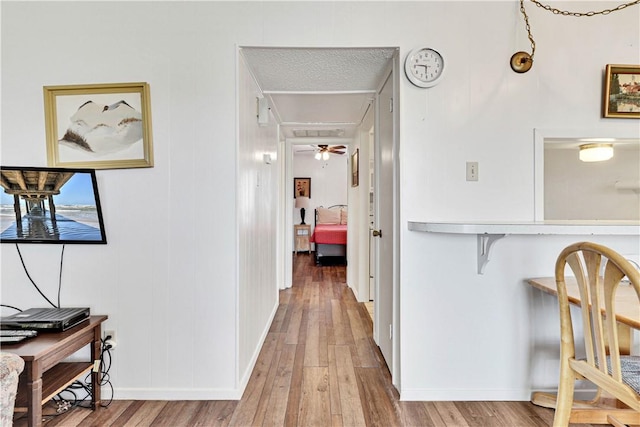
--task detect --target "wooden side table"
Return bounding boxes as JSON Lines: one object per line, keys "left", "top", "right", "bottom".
{"left": 294, "top": 224, "right": 311, "bottom": 254}
{"left": 4, "top": 315, "right": 107, "bottom": 427}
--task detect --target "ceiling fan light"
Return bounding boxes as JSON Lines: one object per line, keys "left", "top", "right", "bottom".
{"left": 579, "top": 143, "right": 614, "bottom": 162}
{"left": 314, "top": 152, "right": 322, "bottom": 160}
{"left": 322, "top": 151, "right": 330, "bottom": 160}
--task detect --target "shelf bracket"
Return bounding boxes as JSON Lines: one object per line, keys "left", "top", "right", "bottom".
{"left": 477, "top": 234, "right": 505, "bottom": 274}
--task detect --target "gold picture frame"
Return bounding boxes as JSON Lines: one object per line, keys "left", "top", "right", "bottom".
{"left": 351, "top": 149, "right": 359, "bottom": 187}
{"left": 294, "top": 177, "right": 311, "bottom": 198}
{"left": 603, "top": 64, "right": 640, "bottom": 119}
{"left": 44, "top": 82, "right": 154, "bottom": 169}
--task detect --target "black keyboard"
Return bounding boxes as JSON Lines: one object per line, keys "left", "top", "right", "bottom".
{"left": 0, "top": 329, "right": 37, "bottom": 344}
{"left": 1, "top": 329, "right": 38, "bottom": 337}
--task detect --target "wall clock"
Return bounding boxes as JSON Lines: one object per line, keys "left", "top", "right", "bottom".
{"left": 404, "top": 47, "right": 445, "bottom": 88}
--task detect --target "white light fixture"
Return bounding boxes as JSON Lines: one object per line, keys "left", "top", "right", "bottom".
{"left": 579, "top": 143, "right": 614, "bottom": 162}
{"left": 314, "top": 152, "right": 321, "bottom": 160}
{"left": 322, "top": 151, "right": 330, "bottom": 161}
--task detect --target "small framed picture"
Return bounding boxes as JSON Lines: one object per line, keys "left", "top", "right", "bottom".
{"left": 294, "top": 177, "right": 311, "bottom": 198}
{"left": 44, "top": 82, "right": 154, "bottom": 169}
{"left": 603, "top": 64, "right": 640, "bottom": 118}
{"left": 351, "top": 149, "right": 359, "bottom": 187}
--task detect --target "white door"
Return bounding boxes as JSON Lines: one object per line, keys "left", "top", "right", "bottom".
{"left": 374, "top": 71, "right": 395, "bottom": 373}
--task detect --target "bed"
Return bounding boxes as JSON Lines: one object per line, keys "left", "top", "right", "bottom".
{"left": 311, "top": 204, "right": 347, "bottom": 265}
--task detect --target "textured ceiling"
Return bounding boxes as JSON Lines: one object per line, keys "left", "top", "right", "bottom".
{"left": 241, "top": 47, "right": 396, "bottom": 140}
{"left": 242, "top": 47, "right": 396, "bottom": 92}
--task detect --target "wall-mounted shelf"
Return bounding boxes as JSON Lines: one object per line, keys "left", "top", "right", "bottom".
{"left": 408, "top": 221, "right": 640, "bottom": 274}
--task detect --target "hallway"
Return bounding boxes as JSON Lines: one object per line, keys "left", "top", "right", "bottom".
{"left": 229, "top": 253, "right": 393, "bottom": 426}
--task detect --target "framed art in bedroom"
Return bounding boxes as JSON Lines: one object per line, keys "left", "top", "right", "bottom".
{"left": 603, "top": 64, "right": 640, "bottom": 118}
{"left": 44, "top": 82, "right": 154, "bottom": 169}
{"left": 294, "top": 177, "right": 311, "bottom": 198}
{"left": 351, "top": 149, "right": 359, "bottom": 187}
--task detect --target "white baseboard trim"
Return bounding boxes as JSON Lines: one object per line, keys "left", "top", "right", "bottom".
{"left": 236, "top": 300, "right": 279, "bottom": 395}
{"left": 112, "top": 388, "right": 243, "bottom": 400}
{"left": 400, "top": 388, "right": 533, "bottom": 401}
{"left": 400, "top": 387, "right": 598, "bottom": 402}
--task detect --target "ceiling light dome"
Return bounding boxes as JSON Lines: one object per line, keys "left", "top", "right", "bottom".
{"left": 579, "top": 143, "right": 614, "bottom": 162}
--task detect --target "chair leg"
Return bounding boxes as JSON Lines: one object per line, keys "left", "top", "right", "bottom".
{"left": 606, "top": 415, "right": 627, "bottom": 427}
{"left": 553, "top": 360, "right": 575, "bottom": 427}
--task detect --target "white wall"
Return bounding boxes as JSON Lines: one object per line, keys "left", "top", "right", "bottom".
{"left": 237, "top": 54, "right": 279, "bottom": 390}
{"left": 2, "top": 1, "right": 639, "bottom": 401}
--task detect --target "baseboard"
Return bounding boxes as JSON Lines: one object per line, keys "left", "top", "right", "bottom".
{"left": 400, "top": 387, "right": 597, "bottom": 402}
{"left": 236, "top": 300, "right": 280, "bottom": 396}
{"left": 400, "top": 388, "right": 534, "bottom": 401}
{"left": 112, "top": 387, "right": 243, "bottom": 400}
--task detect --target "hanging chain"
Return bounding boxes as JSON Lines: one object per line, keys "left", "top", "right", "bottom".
{"left": 518, "top": 0, "right": 640, "bottom": 60}
{"left": 529, "top": 0, "right": 640, "bottom": 17}
{"left": 519, "top": 0, "right": 536, "bottom": 59}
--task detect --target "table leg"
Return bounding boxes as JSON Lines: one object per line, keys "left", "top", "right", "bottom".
{"left": 91, "top": 324, "right": 102, "bottom": 409}
{"left": 25, "top": 360, "right": 43, "bottom": 427}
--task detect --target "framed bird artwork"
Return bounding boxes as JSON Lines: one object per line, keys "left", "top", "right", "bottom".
{"left": 44, "top": 82, "right": 154, "bottom": 169}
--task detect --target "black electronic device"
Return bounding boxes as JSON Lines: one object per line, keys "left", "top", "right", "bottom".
{"left": 0, "top": 165, "right": 107, "bottom": 244}
{"left": 1, "top": 307, "right": 90, "bottom": 331}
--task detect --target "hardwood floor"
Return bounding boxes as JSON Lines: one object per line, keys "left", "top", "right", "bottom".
{"left": 17, "top": 253, "right": 583, "bottom": 426}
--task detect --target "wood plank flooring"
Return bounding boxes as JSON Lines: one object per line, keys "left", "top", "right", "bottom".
{"left": 15, "top": 253, "right": 592, "bottom": 426}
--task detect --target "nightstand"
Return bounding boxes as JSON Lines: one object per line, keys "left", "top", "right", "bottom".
{"left": 294, "top": 224, "right": 311, "bottom": 254}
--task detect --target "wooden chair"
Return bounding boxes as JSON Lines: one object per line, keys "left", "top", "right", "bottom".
{"left": 553, "top": 242, "right": 640, "bottom": 426}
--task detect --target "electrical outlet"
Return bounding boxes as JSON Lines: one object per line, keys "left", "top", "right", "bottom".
{"left": 466, "top": 161, "right": 478, "bottom": 181}
{"left": 104, "top": 330, "right": 117, "bottom": 349}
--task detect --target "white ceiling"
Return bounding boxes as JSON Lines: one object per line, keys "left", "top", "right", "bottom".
{"left": 241, "top": 47, "right": 397, "bottom": 143}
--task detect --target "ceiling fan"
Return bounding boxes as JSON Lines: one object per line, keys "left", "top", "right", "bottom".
{"left": 314, "top": 144, "right": 346, "bottom": 160}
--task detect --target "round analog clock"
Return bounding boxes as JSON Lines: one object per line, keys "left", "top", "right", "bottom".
{"left": 404, "top": 47, "right": 445, "bottom": 88}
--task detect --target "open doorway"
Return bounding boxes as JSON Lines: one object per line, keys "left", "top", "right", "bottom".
{"left": 240, "top": 46, "right": 400, "bottom": 383}
{"left": 292, "top": 142, "right": 350, "bottom": 264}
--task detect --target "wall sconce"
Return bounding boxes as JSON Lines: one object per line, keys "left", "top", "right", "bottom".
{"left": 579, "top": 143, "right": 614, "bottom": 162}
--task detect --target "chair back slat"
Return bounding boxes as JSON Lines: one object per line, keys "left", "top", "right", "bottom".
{"left": 565, "top": 253, "right": 596, "bottom": 364}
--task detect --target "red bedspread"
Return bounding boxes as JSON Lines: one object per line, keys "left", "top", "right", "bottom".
{"left": 311, "top": 224, "right": 347, "bottom": 245}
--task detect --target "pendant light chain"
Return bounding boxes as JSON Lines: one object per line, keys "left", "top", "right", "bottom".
{"left": 529, "top": 0, "right": 640, "bottom": 17}
{"left": 519, "top": 0, "right": 536, "bottom": 60}
{"left": 513, "top": 0, "right": 639, "bottom": 73}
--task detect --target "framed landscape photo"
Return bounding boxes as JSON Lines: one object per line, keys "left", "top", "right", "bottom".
{"left": 603, "top": 64, "right": 640, "bottom": 118}
{"left": 294, "top": 177, "right": 311, "bottom": 198}
{"left": 44, "top": 82, "right": 154, "bottom": 169}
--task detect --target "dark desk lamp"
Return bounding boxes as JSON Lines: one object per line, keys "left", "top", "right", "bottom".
{"left": 295, "top": 196, "right": 310, "bottom": 224}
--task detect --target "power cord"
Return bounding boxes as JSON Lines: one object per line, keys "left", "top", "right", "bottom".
{"left": 43, "top": 336, "right": 114, "bottom": 419}
{"left": 14, "top": 243, "right": 66, "bottom": 308}
{"left": 0, "top": 304, "right": 23, "bottom": 313}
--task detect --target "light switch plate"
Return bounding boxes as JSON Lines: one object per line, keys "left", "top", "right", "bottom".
{"left": 466, "top": 162, "right": 478, "bottom": 181}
